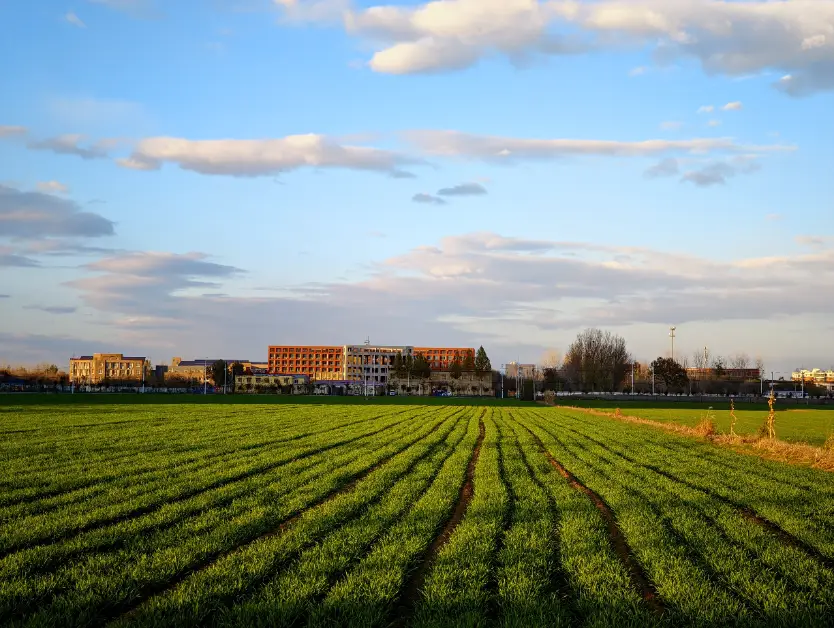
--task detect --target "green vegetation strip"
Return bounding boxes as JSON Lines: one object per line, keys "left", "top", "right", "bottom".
{"left": 132, "top": 410, "right": 474, "bottom": 627}
{"left": 491, "top": 411, "right": 572, "bottom": 628}
{"left": 306, "top": 412, "right": 484, "bottom": 627}
{"left": 1, "top": 408, "right": 456, "bottom": 626}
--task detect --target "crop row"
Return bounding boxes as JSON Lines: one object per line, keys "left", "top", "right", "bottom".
{"left": 0, "top": 406, "right": 409, "bottom": 505}
{"left": 0, "top": 408, "right": 464, "bottom": 625}
{"left": 117, "top": 408, "right": 478, "bottom": 627}
{"left": 519, "top": 409, "right": 834, "bottom": 626}
{"left": 0, "top": 407, "right": 426, "bottom": 555}
{"left": 0, "top": 406, "right": 422, "bottom": 527}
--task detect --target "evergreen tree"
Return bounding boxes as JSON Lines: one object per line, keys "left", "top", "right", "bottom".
{"left": 474, "top": 346, "right": 491, "bottom": 375}
{"left": 450, "top": 357, "right": 463, "bottom": 380}
{"left": 462, "top": 353, "right": 475, "bottom": 372}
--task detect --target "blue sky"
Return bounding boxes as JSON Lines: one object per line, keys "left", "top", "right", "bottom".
{"left": 1, "top": 0, "right": 832, "bottom": 374}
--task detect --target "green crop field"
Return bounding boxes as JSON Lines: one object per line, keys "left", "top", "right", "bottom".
{"left": 2, "top": 401, "right": 834, "bottom": 627}
{"left": 558, "top": 399, "right": 834, "bottom": 446}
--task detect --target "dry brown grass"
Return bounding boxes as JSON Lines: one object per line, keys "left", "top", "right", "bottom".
{"left": 554, "top": 404, "right": 834, "bottom": 472}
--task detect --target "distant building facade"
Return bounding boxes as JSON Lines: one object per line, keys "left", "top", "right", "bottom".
{"left": 505, "top": 362, "right": 537, "bottom": 379}
{"left": 267, "top": 344, "right": 476, "bottom": 383}
{"left": 69, "top": 353, "right": 148, "bottom": 384}
{"left": 685, "top": 367, "right": 762, "bottom": 381}
{"left": 792, "top": 369, "right": 834, "bottom": 384}
{"left": 169, "top": 357, "right": 255, "bottom": 383}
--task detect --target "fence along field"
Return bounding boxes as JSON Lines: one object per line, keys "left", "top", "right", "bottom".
{"left": 2, "top": 402, "right": 834, "bottom": 626}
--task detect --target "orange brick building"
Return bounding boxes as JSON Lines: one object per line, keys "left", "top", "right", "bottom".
{"left": 414, "top": 347, "right": 475, "bottom": 371}
{"left": 267, "top": 344, "right": 477, "bottom": 380}
{"left": 268, "top": 345, "right": 345, "bottom": 380}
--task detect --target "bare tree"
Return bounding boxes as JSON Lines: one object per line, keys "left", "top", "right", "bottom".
{"left": 730, "top": 353, "right": 750, "bottom": 370}
{"left": 755, "top": 356, "right": 765, "bottom": 377}
{"left": 564, "top": 328, "right": 631, "bottom": 392}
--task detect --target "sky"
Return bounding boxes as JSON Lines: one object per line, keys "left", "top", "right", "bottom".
{"left": 0, "top": 0, "right": 832, "bottom": 375}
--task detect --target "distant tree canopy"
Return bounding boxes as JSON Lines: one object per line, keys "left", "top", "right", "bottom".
{"left": 462, "top": 353, "right": 475, "bottom": 372}
{"left": 564, "top": 328, "right": 631, "bottom": 392}
{"left": 412, "top": 354, "right": 432, "bottom": 379}
{"left": 450, "top": 357, "right": 463, "bottom": 380}
{"left": 211, "top": 360, "right": 228, "bottom": 388}
{"left": 651, "top": 357, "right": 689, "bottom": 391}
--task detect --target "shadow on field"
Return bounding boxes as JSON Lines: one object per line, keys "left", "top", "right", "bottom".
{"left": 0, "top": 393, "right": 536, "bottom": 408}
{"left": 557, "top": 399, "right": 831, "bottom": 412}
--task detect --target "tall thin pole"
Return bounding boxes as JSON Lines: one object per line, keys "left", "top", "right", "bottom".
{"left": 669, "top": 326, "right": 676, "bottom": 362}
{"left": 204, "top": 358, "right": 207, "bottom": 395}
{"left": 631, "top": 362, "right": 634, "bottom": 395}
{"left": 224, "top": 361, "right": 227, "bottom": 395}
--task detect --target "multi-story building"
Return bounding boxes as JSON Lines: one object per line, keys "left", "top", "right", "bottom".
{"left": 268, "top": 346, "right": 346, "bottom": 380}
{"left": 344, "top": 344, "right": 414, "bottom": 384}
{"left": 414, "top": 347, "right": 475, "bottom": 371}
{"left": 69, "top": 353, "right": 148, "bottom": 384}
{"left": 792, "top": 369, "right": 834, "bottom": 384}
{"left": 267, "top": 344, "right": 477, "bottom": 382}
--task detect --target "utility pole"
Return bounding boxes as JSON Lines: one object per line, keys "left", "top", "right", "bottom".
{"left": 364, "top": 337, "right": 370, "bottom": 399}
{"left": 631, "top": 362, "right": 634, "bottom": 395}
{"left": 669, "top": 326, "right": 676, "bottom": 362}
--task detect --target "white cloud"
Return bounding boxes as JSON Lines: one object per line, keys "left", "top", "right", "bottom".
{"left": 629, "top": 66, "right": 648, "bottom": 76}
{"left": 402, "top": 130, "right": 794, "bottom": 161}
{"left": 65, "top": 12, "right": 87, "bottom": 28}
{"left": 118, "top": 134, "right": 420, "bottom": 177}
{"left": 722, "top": 101, "right": 743, "bottom": 111}
{"left": 707, "top": 119, "right": 722, "bottom": 127}
{"left": 36, "top": 181, "right": 70, "bottom": 194}
{"left": 280, "top": 0, "right": 834, "bottom": 94}
{"left": 697, "top": 105, "right": 714, "bottom": 114}
{"left": 57, "top": 231, "right": 834, "bottom": 366}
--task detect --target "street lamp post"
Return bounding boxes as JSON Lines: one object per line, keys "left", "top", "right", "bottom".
{"left": 204, "top": 358, "right": 207, "bottom": 395}
{"left": 669, "top": 326, "right": 677, "bottom": 362}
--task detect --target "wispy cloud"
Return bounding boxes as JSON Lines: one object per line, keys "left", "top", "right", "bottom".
{"left": 437, "top": 182, "right": 488, "bottom": 197}
{"left": 722, "top": 101, "right": 743, "bottom": 111}
{"left": 697, "top": 105, "right": 715, "bottom": 114}
{"left": 412, "top": 193, "right": 446, "bottom": 205}
{"left": 36, "top": 181, "right": 70, "bottom": 195}
{"left": 65, "top": 12, "right": 86, "bottom": 28}
{"left": 0, "top": 125, "right": 28, "bottom": 138}
{"left": 23, "top": 305, "right": 78, "bottom": 315}
{"left": 27, "top": 134, "right": 110, "bottom": 160}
